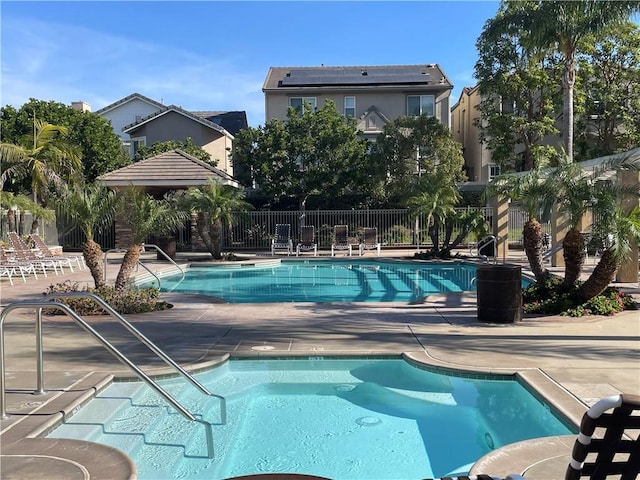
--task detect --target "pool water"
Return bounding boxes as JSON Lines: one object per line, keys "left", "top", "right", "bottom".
{"left": 47, "top": 358, "right": 572, "bottom": 479}
{"left": 146, "top": 260, "right": 497, "bottom": 303}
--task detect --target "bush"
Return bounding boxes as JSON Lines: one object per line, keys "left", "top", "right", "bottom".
{"left": 43, "top": 280, "right": 173, "bottom": 315}
{"left": 522, "top": 278, "right": 637, "bottom": 317}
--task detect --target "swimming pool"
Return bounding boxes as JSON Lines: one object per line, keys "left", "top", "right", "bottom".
{"left": 48, "top": 358, "right": 573, "bottom": 479}
{"left": 142, "top": 260, "right": 517, "bottom": 303}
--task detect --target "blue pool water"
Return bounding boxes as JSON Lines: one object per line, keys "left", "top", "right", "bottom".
{"left": 142, "top": 260, "right": 524, "bottom": 303}
{"left": 48, "top": 358, "right": 572, "bottom": 479}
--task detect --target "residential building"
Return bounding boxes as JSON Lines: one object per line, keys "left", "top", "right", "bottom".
{"left": 262, "top": 64, "right": 454, "bottom": 140}
{"left": 95, "top": 94, "right": 246, "bottom": 176}
{"left": 95, "top": 93, "right": 166, "bottom": 152}
{"left": 122, "top": 105, "right": 235, "bottom": 175}
{"left": 451, "top": 85, "right": 498, "bottom": 184}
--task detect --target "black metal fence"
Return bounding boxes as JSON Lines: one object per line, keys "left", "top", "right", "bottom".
{"left": 2, "top": 207, "right": 498, "bottom": 251}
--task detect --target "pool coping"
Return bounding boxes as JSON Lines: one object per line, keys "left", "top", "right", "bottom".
{"left": 1, "top": 352, "right": 587, "bottom": 480}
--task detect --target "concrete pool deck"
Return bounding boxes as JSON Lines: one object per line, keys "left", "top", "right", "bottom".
{"left": 0, "top": 249, "right": 638, "bottom": 480}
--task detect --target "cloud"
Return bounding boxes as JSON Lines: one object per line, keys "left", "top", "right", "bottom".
{"left": 1, "top": 15, "right": 266, "bottom": 126}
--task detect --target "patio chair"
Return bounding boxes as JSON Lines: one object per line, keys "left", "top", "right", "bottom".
{"left": 331, "top": 225, "right": 352, "bottom": 256}
{"left": 271, "top": 224, "right": 293, "bottom": 256}
{"left": 7, "top": 231, "right": 61, "bottom": 277}
{"left": 358, "top": 227, "right": 381, "bottom": 256}
{"left": 296, "top": 225, "right": 317, "bottom": 257}
{"left": 0, "top": 246, "right": 38, "bottom": 283}
{"left": 566, "top": 393, "right": 640, "bottom": 480}
{"left": 30, "top": 233, "right": 85, "bottom": 271}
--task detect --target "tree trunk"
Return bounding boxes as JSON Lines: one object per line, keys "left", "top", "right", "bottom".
{"left": 114, "top": 244, "right": 142, "bottom": 290}
{"left": 523, "top": 219, "right": 547, "bottom": 284}
{"left": 563, "top": 52, "right": 575, "bottom": 161}
{"left": 195, "top": 213, "right": 217, "bottom": 259}
{"left": 563, "top": 227, "right": 585, "bottom": 288}
{"left": 30, "top": 217, "right": 39, "bottom": 234}
{"left": 7, "top": 209, "right": 16, "bottom": 232}
{"left": 576, "top": 249, "right": 618, "bottom": 302}
{"left": 83, "top": 239, "right": 105, "bottom": 289}
{"left": 211, "top": 219, "right": 223, "bottom": 260}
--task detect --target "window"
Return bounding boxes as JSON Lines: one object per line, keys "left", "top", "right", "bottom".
{"left": 500, "top": 97, "right": 515, "bottom": 114}
{"left": 489, "top": 164, "right": 500, "bottom": 181}
{"left": 344, "top": 96, "right": 356, "bottom": 118}
{"left": 407, "top": 95, "right": 434, "bottom": 116}
{"left": 289, "top": 97, "right": 317, "bottom": 115}
{"left": 131, "top": 136, "right": 146, "bottom": 158}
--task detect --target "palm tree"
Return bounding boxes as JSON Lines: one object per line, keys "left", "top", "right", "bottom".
{"left": 54, "top": 182, "right": 117, "bottom": 288}
{"left": 486, "top": 166, "right": 554, "bottom": 284}
{"left": 548, "top": 148, "right": 640, "bottom": 288}
{"left": 577, "top": 205, "right": 640, "bottom": 302}
{"left": 0, "top": 192, "right": 51, "bottom": 234}
{"left": 181, "top": 179, "right": 252, "bottom": 260}
{"left": 545, "top": 157, "right": 594, "bottom": 288}
{"left": 495, "top": 1, "right": 640, "bottom": 161}
{"left": 114, "top": 187, "right": 189, "bottom": 290}
{"left": 407, "top": 170, "right": 461, "bottom": 257}
{"left": 1, "top": 118, "right": 81, "bottom": 231}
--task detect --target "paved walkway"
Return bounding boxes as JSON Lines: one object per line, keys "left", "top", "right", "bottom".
{"left": 0, "top": 249, "right": 638, "bottom": 480}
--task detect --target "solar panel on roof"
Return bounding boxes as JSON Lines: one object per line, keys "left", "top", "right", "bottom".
{"left": 280, "top": 68, "right": 433, "bottom": 86}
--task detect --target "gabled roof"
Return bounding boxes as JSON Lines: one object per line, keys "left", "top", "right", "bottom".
{"left": 96, "top": 149, "right": 238, "bottom": 188}
{"left": 122, "top": 105, "right": 234, "bottom": 138}
{"left": 95, "top": 92, "right": 165, "bottom": 115}
{"left": 356, "top": 105, "right": 392, "bottom": 135}
{"left": 359, "top": 105, "right": 391, "bottom": 124}
{"left": 263, "top": 64, "right": 453, "bottom": 91}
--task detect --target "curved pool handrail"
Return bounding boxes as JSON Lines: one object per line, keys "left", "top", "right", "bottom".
{"left": 0, "top": 300, "right": 216, "bottom": 459}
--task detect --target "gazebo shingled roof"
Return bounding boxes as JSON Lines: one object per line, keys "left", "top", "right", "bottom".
{"left": 96, "top": 149, "right": 238, "bottom": 189}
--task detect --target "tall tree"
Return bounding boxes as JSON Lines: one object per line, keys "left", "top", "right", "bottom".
{"left": 54, "top": 182, "right": 118, "bottom": 288}
{"left": 1, "top": 119, "right": 82, "bottom": 232}
{"left": 575, "top": 21, "right": 640, "bottom": 158}
{"left": 179, "top": 179, "right": 252, "bottom": 260}
{"left": 232, "top": 100, "right": 373, "bottom": 208}
{"left": 1, "top": 99, "right": 130, "bottom": 181}
{"left": 475, "top": 9, "right": 561, "bottom": 171}
{"left": 487, "top": 0, "right": 640, "bottom": 161}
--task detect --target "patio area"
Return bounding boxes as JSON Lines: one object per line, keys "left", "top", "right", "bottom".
{"left": 0, "top": 249, "right": 638, "bottom": 479}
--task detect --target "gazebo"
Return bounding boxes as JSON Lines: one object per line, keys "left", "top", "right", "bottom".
{"left": 96, "top": 149, "right": 239, "bottom": 252}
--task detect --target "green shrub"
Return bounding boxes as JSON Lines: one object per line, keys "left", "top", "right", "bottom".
{"left": 522, "top": 279, "right": 637, "bottom": 317}
{"left": 43, "top": 280, "right": 173, "bottom": 315}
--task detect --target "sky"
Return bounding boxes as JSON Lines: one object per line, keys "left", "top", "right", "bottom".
{"left": 1, "top": 1, "right": 501, "bottom": 128}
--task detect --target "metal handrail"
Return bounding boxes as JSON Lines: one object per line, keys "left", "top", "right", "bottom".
{"left": 0, "top": 301, "right": 217, "bottom": 459}
{"left": 44, "top": 293, "right": 218, "bottom": 398}
{"left": 103, "top": 244, "right": 185, "bottom": 289}
{"left": 477, "top": 235, "right": 498, "bottom": 264}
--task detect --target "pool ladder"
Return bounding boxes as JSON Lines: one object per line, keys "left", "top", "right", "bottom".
{"left": 0, "top": 292, "right": 224, "bottom": 459}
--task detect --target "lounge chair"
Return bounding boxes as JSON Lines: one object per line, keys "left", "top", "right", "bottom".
{"left": 331, "top": 225, "right": 352, "bottom": 256}
{"left": 30, "top": 233, "right": 85, "bottom": 271}
{"left": 7, "top": 231, "right": 61, "bottom": 277}
{"left": 566, "top": 393, "right": 640, "bottom": 480}
{"left": 358, "top": 227, "right": 381, "bottom": 256}
{"left": 296, "top": 225, "right": 317, "bottom": 256}
{"left": 271, "top": 224, "right": 293, "bottom": 256}
{"left": 0, "top": 246, "right": 38, "bottom": 283}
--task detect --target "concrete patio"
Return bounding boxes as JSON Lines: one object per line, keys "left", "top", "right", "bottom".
{"left": 0, "top": 249, "right": 638, "bottom": 480}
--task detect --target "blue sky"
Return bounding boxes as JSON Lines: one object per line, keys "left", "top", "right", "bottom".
{"left": 1, "top": 1, "right": 501, "bottom": 127}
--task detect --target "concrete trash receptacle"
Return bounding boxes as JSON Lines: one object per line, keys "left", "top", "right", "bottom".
{"left": 476, "top": 264, "right": 522, "bottom": 323}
